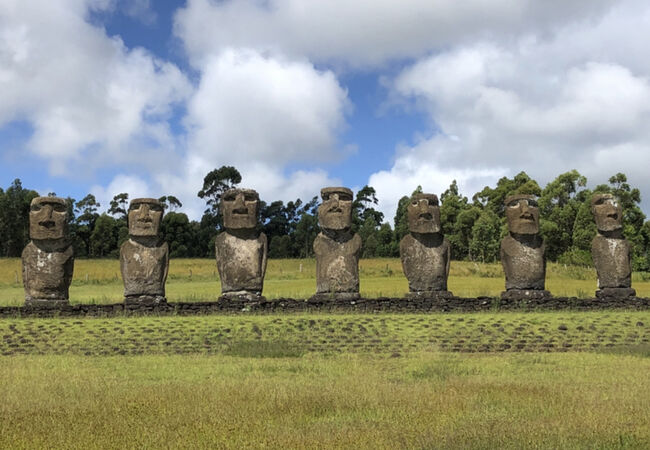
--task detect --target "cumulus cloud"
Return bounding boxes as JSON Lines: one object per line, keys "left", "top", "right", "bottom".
{"left": 5, "top": 0, "right": 650, "bottom": 223}
{"left": 90, "top": 174, "right": 152, "bottom": 212}
{"left": 0, "top": 0, "right": 191, "bottom": 175}
{"left": 154, "top": 48, "right": 348, "bottom": 219}
{"left": 174, "top": 0, "right": 616, "bottom": 68}
{"left": 373, "top": 0, "right": 650, "bottom": 218}
{"left": 185, "top": 49, "right": 349, "bottom": 166}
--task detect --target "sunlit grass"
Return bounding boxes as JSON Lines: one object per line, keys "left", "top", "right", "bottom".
{"left": 1, "top": 351, "right": 648, "bottom": 448}
{"left": 1, "top": 311, "right": 648, "bottom": 355}
{"left": 1, "top": 257, "right": 649, "bottom": 306}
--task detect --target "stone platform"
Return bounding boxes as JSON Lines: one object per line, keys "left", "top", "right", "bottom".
{"left": 1, "top": 295, "right": 649, "bottom": 318}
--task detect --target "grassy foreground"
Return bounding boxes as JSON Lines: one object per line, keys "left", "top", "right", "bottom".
{"left": 2, "top": 257, "right": 650, "bottom": 306}
{"left": 1, "top": 352, "right": 649, "bottom": 448}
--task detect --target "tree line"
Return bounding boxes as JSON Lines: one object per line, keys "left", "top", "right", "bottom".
{"left": 1, "top": 168, "right": 649, "bottom": 269}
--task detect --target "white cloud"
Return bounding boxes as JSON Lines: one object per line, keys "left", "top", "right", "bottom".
{"left": 185, "top": 49, "right": 349, "bottom": 166}
{"left": 151, "top": 47, "right": 350, "bottom": 219}
{"left": 374, "top": 0, "right": 650, "bottom": 217}
{"left": 174, "top": 0, "right": 616, "bottom": 68}
{"left": 0, "top": 0, "right": 191, "bottom": 174}
{"left": 90, "top": 174, "right": 151, "bottom": 212}
{"left": 369, "top": 138, "right": 506, "bottom": 220}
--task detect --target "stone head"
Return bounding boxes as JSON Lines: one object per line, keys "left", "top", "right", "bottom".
{"left": 591, "top": 193, "right": 622, "bottom": 232}
{"left": 407, "top": 193, "right": 441, "bottom": 234}
{"left": 29, "top": 196, "right": 68, "bottom": 241}
{"left": 128, "top": 198, "right": 163, "bottom": 237}
{"left": 505, "top": 194, "right": 539, "bottom": 235}
{"left": 318, "top": 187, "right": 353, "bottom": 231}
{"left": 222, "top": 188, "right": 259, "bottom": 230}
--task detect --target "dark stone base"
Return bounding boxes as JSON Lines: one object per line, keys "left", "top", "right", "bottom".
{"left": 501, "top": 289, "right": 552, "bottom": 300}
{"left": 309, "top": 292, "right": 361, "bottom": 302}
{"left": 124, "top": 295, "right": 167, "bottom": 305}
{"left": 219, "top": 292, "right": 266, "bottom": 302}
{"left": 406, "top": 290, "right": 454, "bottom": 299}
{"left": 596, "top": 287, "right": 636, "bottom": 298}
{"left": 24, "top": 298, "right": 69, "bottom": 308}
{"left": 2, "top": 295, "right": 649, "bottom": 318}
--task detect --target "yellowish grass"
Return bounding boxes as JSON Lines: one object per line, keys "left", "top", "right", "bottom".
{"left": 0, "top": 352, "right": 648, "bottom": 448}
{"left": 1, "top": 257, "right": 649, "bottom": 306}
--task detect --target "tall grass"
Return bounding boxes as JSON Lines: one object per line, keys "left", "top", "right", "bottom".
{"left": 0, "top": 352, "right": 648, "bottom": 448}
{"left": 1, "top": 257, "right": 649, "bottom": 306}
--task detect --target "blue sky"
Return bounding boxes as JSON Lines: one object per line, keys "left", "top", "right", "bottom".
{"left": 2, "top": 0, "right": 650, "bottom": 220}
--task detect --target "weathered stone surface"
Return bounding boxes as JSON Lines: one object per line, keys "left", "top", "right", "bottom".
{"left": 127, "top": 198, "right": 163, "bottom": 237}
{"left": 313, "top": 187, "right": 361, "bottom": 299}
{"left": 22, "top": 241, "right": 74, "bottom": 305}
{"left": 595, "top": 287, "right": 636, "bottom": 298}
{"left": 591, "top": 194, "right": 633, "bottom": 295}
{"left": 215, "top": 230, "right": 268, "bottom": 298}
{"left": 500, "top": 195, "right": 547, "bottom": 299}
{"left": 120, "top": 198, "right": 169, "bottom": 302}
{"left": 4, "top": 295, "right": 649, "bottom": 318}
{"left": 313, "top": 231, "right": 362, "bottom": 298}
{"left": 22, "top": 196, "right": 74, "bottom": 306}
{"left": 501, "top": 289, "right": 551, "bottom": 300}
{"left": 120, "top": 239, "right": 169, "bottom": 298}
{"left": 318, "top": 187, "right": 353, "bottom": 230}
{"left": 215, "top": 189, "right": 268, "bottom": 300}
{"left": 400, "top": 193, "right": 451, "bottom": 295}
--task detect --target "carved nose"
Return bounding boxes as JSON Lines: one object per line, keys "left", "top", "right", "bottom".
{"left": 418, "top": 199, "right": 428, "bottom": 211}
{"left": 233, "top": 193, "right": 246, "bottom": 210}
{"left": 331, "top": 193, "right": 340, "bottom": 205}
{"left": 137, "top": 204, "right": 151, "bottom": 221}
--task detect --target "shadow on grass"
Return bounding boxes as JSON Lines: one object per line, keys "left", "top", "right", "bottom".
{"left": 409, "top": 358, "right": 480, "bottom": 381}
{"left": 594, "top": 344, "right": 650, "bottom": 358}
{"left": 223, "top": 340, "right": 305, "bottom": 358}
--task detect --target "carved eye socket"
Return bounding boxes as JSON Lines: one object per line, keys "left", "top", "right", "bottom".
{"left": 129, "top": 203, "right": 141, "bottom": 211}
{"left": 223, "top": 193, "right": 236, "bottom": 202}
{"left": 31, "top": 204, "right": 42, "bottom": 212}
{"left": 411, "top": 200, "right": 419, "bottom": 206}
{"left": 52, "top": 204, "right": 66, "bottom": 213}
{"left": 337, "top": 193, "right": 352, "bottom": 202}
{"left": 244, "top": 194, "right": 257, "bottom": 202}
{"left": 508, "top": 199, "right": 537, "bottom": 208}
{"left": 149, "top": 204, "right": 163, "bottom": 212}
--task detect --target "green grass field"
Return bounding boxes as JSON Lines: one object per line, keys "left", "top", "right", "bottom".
{"left": 1, "top": 351, "right": 649, "bottom": 448}
{"left": 2, "top": 259, "right": 650, "bottom": 448}
{"left": 2, "top": 257, "right": 650, "bottom": 306}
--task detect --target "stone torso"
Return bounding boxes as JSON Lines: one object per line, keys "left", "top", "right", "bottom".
{"left": 500, "top": 235, "right": 545, "bottom": 290}
{"left": 22, "top": 241, "right": 74, "bottom": 301}
{"left": 313, "top": 232, "right": 361, "bottom": 294}
{"left": 215, "top": 232, "right": 267, "bottom": 294}
{"left": 592, "top": 234, "right": 631, "bottom": 288}
{"left": 400, "top": 234, "right": 450, "bottom": 292}
{"left": 120, "top": 239, "right": 169, "bottom": 297}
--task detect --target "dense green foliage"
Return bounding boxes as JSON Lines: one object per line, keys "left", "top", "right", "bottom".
{"left": 2, "top": 168, "right": 650, "bottom": 268}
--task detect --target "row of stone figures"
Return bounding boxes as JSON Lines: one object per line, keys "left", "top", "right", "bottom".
{"left": 21, "top": 188, "right": 635, "bottom": 306}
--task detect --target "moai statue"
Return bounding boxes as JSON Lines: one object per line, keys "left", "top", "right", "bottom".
{"left": 120, "top": 198, "right": 169, "bottom": 304}
{"left": 400, "top": 193, "right": 452, "bottom": 298}
{"left": 312, "top": 187, "right": 361, "bottom": 301}
{"left": 500, "top": 194, "right": 550, "bottom": 300}
{"left": 591, "top": 194, "right": 635, "bottom": 298}
{"left": 22, "top": 196, "right": 74, "bottom": 306}
{"left": 215, "top": 189, "right": 267, "bottom": 300}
